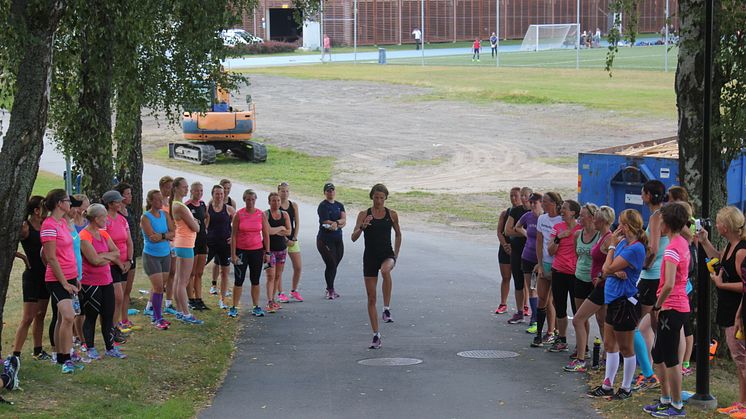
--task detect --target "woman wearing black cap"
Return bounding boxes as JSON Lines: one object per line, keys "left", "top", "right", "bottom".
{"left": 317, "top": 183, "right": 346, "bottom": 299}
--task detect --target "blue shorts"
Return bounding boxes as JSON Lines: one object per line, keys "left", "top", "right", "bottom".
{"left": 174, "top": 247, "right": 194, "bottom": 259}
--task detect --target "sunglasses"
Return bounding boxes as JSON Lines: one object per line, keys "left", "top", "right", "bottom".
{"left": 584, "top": 204, "right": 596, "bottom": 216}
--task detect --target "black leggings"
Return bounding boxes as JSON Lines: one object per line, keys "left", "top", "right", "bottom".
{"left": 49, "top": 297, "right": 58, "bottom": 348}
{"left": 550, "top": 270, "right": 577, "bottom": 320}
{"left": 234, "top": 248, "right": 263, "bottom": 287}
{"left": 651, "top": 310, "right": 689, "bottom": 368}
{"left": 317, "top": 237, "right": 344, "bottom": 289}
{"left": 81, "top": 284, "right": 115, "bottom": 351}
{"left": 510, "top": 239, "right": 526, "bottom": 290}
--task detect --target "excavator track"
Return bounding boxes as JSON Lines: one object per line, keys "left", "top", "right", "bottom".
{"left": 168, "top": 142, "right": 217, "bottom": 165}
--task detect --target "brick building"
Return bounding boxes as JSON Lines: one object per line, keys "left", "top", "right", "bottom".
{"left": 240, "top": 0, "right": 678, "bottom": 46}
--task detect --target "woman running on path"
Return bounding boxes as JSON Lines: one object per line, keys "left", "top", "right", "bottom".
{"left": 588, "top": 209, "right": 647, "bottom": 400}
{"left": 41, "top": 189, "right": 81, "bottom": 373}
{"left": 504, "top": 187, "right": 532, "bottom": 323}
{"left": 317, "top": 183, "right": 346, "bottom": 299}
{"left": 140, "top": 190, "right": 175, "bottom": 330}
{"left": 265, "top": 192, "right": 291, "bottom": 313}
{"left": 186, "top": 182, "right": 209, "bottom": 311}
{"left": 546, "top": 199, "right": 582, "bottom": 352}
{"left": 531, "top": 192, "right": 563, "bottom": 347}
{"left": 278, "top": 182, "right": 304, "bottom": 302}
{"left": 566, "top": 205, "right": 614, "bottom": 372}
{"left": 230, "top": 189, "right": 270, "bottom": 318}
{"left": 11, "top": 196, "right": 52, "bottom": 360}
{"left": 351, "top": 184, "right": 402, "bottom": 349}
{"left": 514, "top": 192, "right": 543, "bottom": 334}
{"left": 79, "top": 204, "right": 127, "bottom": 360}
{"left": 170, "top": 177, "right": 203, "bottom": 324}
{"left": 562, "top": 203, "right": 599, "bottom": 369}
{"left": 206, "top": 185, "right": 235, "bottom": 309}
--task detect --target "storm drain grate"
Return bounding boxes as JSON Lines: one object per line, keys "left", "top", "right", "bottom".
{"left": 457, "top": 350, "right": 519, "bottom": 359}
{"left": 357, "top": 357, "right": 423, "bottom": 366}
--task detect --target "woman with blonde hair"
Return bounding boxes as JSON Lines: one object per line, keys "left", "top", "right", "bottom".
{"left": 170, "top": 177, "right": 203, "bottom": 324}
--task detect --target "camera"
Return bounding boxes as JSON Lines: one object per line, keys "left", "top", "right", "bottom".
{"left": 694, "top": 218, "right": 712, "bottom": 232}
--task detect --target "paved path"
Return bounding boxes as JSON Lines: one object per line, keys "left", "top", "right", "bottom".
{"left": 37, "top": 141, "right": 599, "bottom": 418}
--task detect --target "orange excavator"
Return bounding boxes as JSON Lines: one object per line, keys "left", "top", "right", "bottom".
{"left": 169, "top": 82, "right": 266, "bottom": 165}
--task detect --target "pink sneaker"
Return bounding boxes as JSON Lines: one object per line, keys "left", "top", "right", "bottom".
{"left": 290, "top": 291, "right": 304, "bottom": 302}
{"left": 495, "top": 304, "right": 508, "bottom": 314}
{"left": 277, "top": 293, "right": 290, "bottom": 303}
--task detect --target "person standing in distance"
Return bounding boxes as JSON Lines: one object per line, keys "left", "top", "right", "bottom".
{"left": 317, "top": 183, "right": 346, "bottom": 299}
{"left": 321, "top": 34, "right": 332, "bottom": 62}
{"left": 352, "top": 184, "right": 402, "bottom": 349}
{"left": 472, "top": 38, "right": 481, "bottom": 62}
{"left": 412, "top": 28, "right": 422, "bottom": 50}
{"left": 490, "top": 32, "right": 498, "bottom": 57}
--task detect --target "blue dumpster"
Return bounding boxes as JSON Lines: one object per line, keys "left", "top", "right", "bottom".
{"left": 378, "top": 48, "right": 386, "bottom": 64}
{"left": 578, "top": 138, "right": 746, "bottom": 220}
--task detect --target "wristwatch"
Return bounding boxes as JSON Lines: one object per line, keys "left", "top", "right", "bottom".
{"left": 161, "top": 233, "right": 166, "bottom": 240}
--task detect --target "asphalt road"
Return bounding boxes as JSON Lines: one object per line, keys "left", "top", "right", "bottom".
{"left": 36, "top": 141, "right": 599, "bottom": 419}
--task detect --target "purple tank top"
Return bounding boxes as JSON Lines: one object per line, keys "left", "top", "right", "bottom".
{"left": 207, "top": 203, "right": 231, "bottom": 244}
{"left": 590, "top": 231, "right": 612, "bottom": 280}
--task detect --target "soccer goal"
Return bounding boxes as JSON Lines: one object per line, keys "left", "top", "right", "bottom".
{"left": 519, "top": 24, "right": 579, "bottom": 52}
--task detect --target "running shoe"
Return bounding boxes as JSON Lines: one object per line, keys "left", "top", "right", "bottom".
{"left": 181, "top": 314, "right": 204, "bottom": 325}
{"left": 548, "top": 339, "right": 568, "bottom": 352}
{"left": 252, "top": 306, "right": 265, "bottom": 317}
{"left": 225, "top": 289, "right": 233, "bottom": 297}
{"left": 210, "top": 286, "right": 218, "bottom": 295}
{"left": 494, "top": 304, "right": 508, "bottom": 314}
{"left": 105, "top": 347, "right": 128, "bottom": 359}
{"left": 265, "top": 303, "right": 277, "bottom": 313}
{"left": 633, "top": 374, "right": 660, "bottom": 392}
{"left": 325, "top": 289, "right": 332, "bottom": 300}
{"left": 717, "top": 403, "right": 744, "bottom": 415}
{"left": 160, "top": 319, "right": 172, "bottom": 326}
{"left": 530, "top": 336, "right": 544, "bottom": 348}
{"left": 507, "top": 313, "right": 524, "bottom": 324}
{"left": 644, "top": 401, "right": 671, "bottom": 414}
{"left": 219, "top": 300, "right": 228, "bottom": 310}
{"left": 525, "top": 322, "right": 538, "bottom": 334}
{"left": 681, "top": 366, "right": 693, "bottom": 376}
{"left": 290, "top": 291, "right": 304, "bottom": 302}
{"left": 277, "top": 293, "right": 290, "bottom": 303}
{"left": 61, "top": 360, "right": 76, "bottom": 374}
{"left": 81, "top": 343, "right": 88, "bottom": 352}
{"left": 228, "top": 306, "right": 238, "bottom": 318}
{"left": 112, "top": 328, "right": 127, "bottom": 344}
{"left": 651, "top": 405, "right": 686, "bottom": 417}
{"left": 369, "top": 334, "right": 382, "bottom": 349}
{"left": 188, "top": 299, "right": 198, "bottom": 310}
{"left": 87, "top": 348, "right": 101, "bottom": 360}
{"left": 524, "top": 305, "right": 530, "bottom": 316}
{"left": 731, "top": 409, "right": 746, "bottom": 419}
{"left": 197, "top": 299, "right": 210, "bottom": 310}
{"left": 122, "top": 320, "right": 141, "bottom": 331}
{"left": 3, "top": 355, "right": 20, "bottom": 390}
{"left": 564, "top": 359, "right": 587, "bottom": 372}
{"left": 164, "top": 305, "right": 178, "bottom": 315}
{"left": 331, "top": 289, "right": 340, "bottom": 299}
{"left": 543, "top": 331, "right": 558, "bottom": 344}
{"left": 273, "top": 301, "right": 283, "bottom": 310}
{"left": 382, "top": 309, "right": 393, "bottom": 323}
{"left": 153, "top": 319, "right": 169, "bottom": 330}
{"left": 32, "top": 351, "right": 51, "bottom": 361}
{"left": 587, "top": 385, "right": 614, "bottom": 398}
{"left": 611, "top": 388, "right": 633, "bottom": 400}
{"left": 143, "top": 307, "right": 154, "bottom": 317}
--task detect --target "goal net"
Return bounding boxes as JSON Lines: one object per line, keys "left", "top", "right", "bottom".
{"left": 520, "top": 24, "right": 579, "bottom": 52}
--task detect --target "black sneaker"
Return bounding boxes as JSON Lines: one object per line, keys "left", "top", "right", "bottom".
{"left": 33, "top": 350, "right": 52, "bottom": 361}
{"left": 112, "top": 328, "right": 127, "bottom": 344}
{"left": 530, "top": 336, "right": 544, "bottom": 348}
{"left": 587, "top": 385, "right": 614, "bottom": 398}
{"left": 188, "top": 299, "right": 198, "bottom": 310}
{"left": 611, "top": 388, "right": 633, "bottom": 400}
{"left": 198, "top": 299, "right": 210, "bottom": 310}
{"left": 3, "top": 355, "right": 20, "bottom": 390}
{"left": 369, "top": 334, "right": 382, "bottom": 349}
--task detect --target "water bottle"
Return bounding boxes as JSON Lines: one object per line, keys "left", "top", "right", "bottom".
{"left": 530, "top": 271, "right": 538, "bottom": 290}
{"left": 72, "top": 293, "right": 81, "bottom": 315}
{"left": 591, "top": 337, "right": 601, "bottom": 369}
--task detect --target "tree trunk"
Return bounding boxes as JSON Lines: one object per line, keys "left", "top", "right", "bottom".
{"left": 675, "top": 0, "right": 728, "bottom": 354}
{"left": 114, "top": 103, "right": 144, "bottom": 258}
{"left": 69, "top": 0, "right": 115, "bottom": 202}
{"left": 0, "top": 0, "right": 66, "bottom": 355}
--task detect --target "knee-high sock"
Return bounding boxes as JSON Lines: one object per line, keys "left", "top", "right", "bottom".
{"left": 152, "top": 293, "right": 164, "bottom": 322}
{"left": 604, "top": 351, "right": 620, "bottom": 389}
{"left": 529, "top": 297, "right": 539, "bottom": 323}
{"left": 622, "top": 355, "right": 637, "bottom": 390}
{"left": 635, "top": 330, "right": 654, "bottom": 378}
{"left": 536, "top": 307, "right": 547, "bottom": 338}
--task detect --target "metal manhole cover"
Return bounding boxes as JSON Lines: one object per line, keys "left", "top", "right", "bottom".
{"left": 457, "top": 350, "right": 519, "bottom": 359}
{"left": 357, "top": 357, "right": 423, "bottom": 366}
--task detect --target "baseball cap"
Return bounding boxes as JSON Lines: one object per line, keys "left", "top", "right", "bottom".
{"left": 323, "top": 183, "right": 335, "bottom": 192}
{"left": 102, "top": 190, "right": 124, "bottom": 206}
{"left": 70, "top": 196, "right": 85, "bottom": 208}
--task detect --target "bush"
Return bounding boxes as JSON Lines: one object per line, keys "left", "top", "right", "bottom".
{"left": 229, "top": 40, "right": 299, "bottom": 56}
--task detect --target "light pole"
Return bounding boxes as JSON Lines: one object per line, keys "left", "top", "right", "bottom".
{"left": 354, "top": 0, "right": 357, "bottom": 64}
{"left": 664, "top": 0, "right": 669, "bottom": 72}
{"left": 576, "top": 0, "right": 580, "bottom": 70}
{"left": 496, "top": 0, "right": 500, "bottom": 67}
{"left": 421, "top": 0, "right": 425, "bottom": 66}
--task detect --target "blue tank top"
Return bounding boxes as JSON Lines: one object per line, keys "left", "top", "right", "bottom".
{"left": 71, "top": 227, "right": 82, "bottom": 280}
{"left": 143, "top": 210, "right": 171, "bottom": 257}
{"left": 640, "top": 216, "right": 669, "bottom": 280}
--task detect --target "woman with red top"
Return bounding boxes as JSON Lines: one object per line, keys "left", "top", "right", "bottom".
{"left": 170, "top": 177, "right": 203, "bottom": 324}
{"left": 79, "top": 204, "right": 127, "bottom": 360}
{"left": 230, "top": 189, "right": 270, "bottom": 318}
{"left": 102, "top": 190, "right": 133, "bottom": 342}
{"left": 40, "top": 189, "right": 80, "bottom": 374}
{"left": 114, "top": 182, "right": 138, "bottom": 330}
{"left": 472, "top": 38, "right": 481, "bottom": 61}
{"left": 547, "top": 199, "right": 582, "bottom": 352}
{"left": 644, "top": 202, "right": 691, "bottom": 417}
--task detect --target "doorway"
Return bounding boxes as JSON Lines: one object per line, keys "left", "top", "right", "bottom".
{"left": 269, "top": 8, "right": 302, "bottom": 42}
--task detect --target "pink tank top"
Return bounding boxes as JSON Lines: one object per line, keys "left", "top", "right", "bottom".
{"left": 172, "top": 201, "right": 197, "bottom": 248}
{"left": 590, "top": 231, "right": 612, "bottom": 280}
{"left": 236, "top": 208, "right": 264, "bottom": 250}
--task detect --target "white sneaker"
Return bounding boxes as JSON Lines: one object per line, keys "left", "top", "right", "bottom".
{"left": 219, "top": 300, "right": 228, "bottom": 310}
{"left": 209, "top": 286, "right": 218, "bottom": 295}
{"left": 225, "top": 289, "right": 233, "bottom": 297}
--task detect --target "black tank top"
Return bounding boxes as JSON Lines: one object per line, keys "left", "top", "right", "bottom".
{"left": 281, "top": 200, "right": 297, "bottom": 240}
{"left": 21, "top": 221, "right": 45, "bottom": 275}
{"left": 717, "top": 239, "right": 746, "bottom": 326}
{"left": 363, "top": 208, "right": 393, "bottom": 253}
{"left": 187, "top": 201, "right": 207, "bottom": 239}
{"left": 207, "top": 203, "right": 231, "bottom": 243}
{"left": 267, "top": 209, "right": 287, "bottom": 251}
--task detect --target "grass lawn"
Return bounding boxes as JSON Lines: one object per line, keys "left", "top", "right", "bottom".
{"left": 242, "top": 55, "right": 676, "bottom": 118}
{"left": 0, "top": 174, "right": 241, "bottom": 417}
